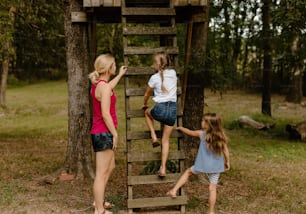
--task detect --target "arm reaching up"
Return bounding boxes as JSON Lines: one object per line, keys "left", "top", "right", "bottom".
{"left": 109, "top": 66, "right": 127, "bottom": 89}
{"left": 176, "top": 126, "right": 202, "bottom": 139}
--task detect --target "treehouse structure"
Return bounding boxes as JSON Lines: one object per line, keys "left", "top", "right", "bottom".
{"left": 72, "top": 1, "right": 209, "bottom": 213}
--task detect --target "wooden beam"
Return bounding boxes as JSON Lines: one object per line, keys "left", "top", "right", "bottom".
{"left": 128, "top": 173, "right": 182, "bottom": 185}
{"left": 127, "top": 196, "right": 187, "bottom": 208}
{"left": 92, "top": 0, "right": 101, "bottom": 7}
{"left": 71, "top": 11, "right": 87, "bottom": 22}
{"left": 103, "top": 0, "right": 113, "bottom": 6}
{"left": 83, "top": 0, "right": 92, "bottom": 7}
{"left": 113, "top": 0, "right": 121, "bottom": 6}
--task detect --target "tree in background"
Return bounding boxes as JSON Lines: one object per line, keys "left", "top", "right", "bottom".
{"left": 13, "top": 0, "right": 66, "bottom": 80}
{"left": 274, "top": 0, "right": 305, "bottom": 103}
{"left": 261, "top": 0, "right": 272, "bottom": 116}
{"left": 0, "top": 4, "right": 15, "bottom": 107}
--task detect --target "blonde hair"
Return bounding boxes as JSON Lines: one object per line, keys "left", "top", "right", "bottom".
{"left": 153, "top": 52, "right": 170, "bottom": 93}
{"left": 203, "top": 113, "right": 228, "bottom": 156}
{"left": 88, "top": 54, "right": 115, "bottom": 84}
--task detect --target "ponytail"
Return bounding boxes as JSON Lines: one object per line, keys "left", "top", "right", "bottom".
{"left": 153, "top": 52, "right": 170, "bottom": 93}
{"left": 88, "top": 54, "right": 115, "bottom": 84}
{"left": 88, "top": 70, "right": 100, "bottom": 84}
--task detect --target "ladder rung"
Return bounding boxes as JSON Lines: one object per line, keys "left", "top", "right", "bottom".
{"left": 125, "top": 66, "right": 181, "bottom": 76}
{"left": 128, "top": 196, "right": 187, "bottom": 208}
{"left": 127, "top": 151, "right": 185, "bottom": 162}
{"left": 124, "top": 46, "right": 178, "bottom": 55}
{"left": 126, "top": 66, "right": 155, "bottom": 75}
{"left": 123, "top": 26, "right": 177, "bottom": 35}
{"left": 126, "top": 87, "right": 182, "bottom": 96}
{"left": 127, "top": 130, "right": 183, "bottom": 141}
{"left": 126, "top": 109, "right": 183, "bottom": 118}
{"left": 122, "top": 8, "right": 175, "bottom": 16}
{"left": 128, "top": 173, "right": 183, "bottom": 185}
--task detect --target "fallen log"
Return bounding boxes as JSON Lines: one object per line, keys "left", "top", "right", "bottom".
{"left": 238, "top": 115, "right": 275, "bottom": 130}
{"left": 286, "top": 121, "right": 306, "bottom": 142}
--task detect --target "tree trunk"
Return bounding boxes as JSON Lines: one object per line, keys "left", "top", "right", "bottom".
{"left": 64, "top": 0, "right": 94, "bottom": 179}
{"left": 286, "top": 35, "right": 303, "bottom": 103}
{"left": 0, "top": 48, "right": 9, "bottom": 107}
{"left": 183, "top": 8, "right": 209, "bottom": 166}
{"left": 261, "top": 0, "right": 272, "bottom": 116}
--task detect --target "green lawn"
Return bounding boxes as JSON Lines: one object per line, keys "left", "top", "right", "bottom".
{"left": 0, "top": 80, "right": 305, "bottom": 213}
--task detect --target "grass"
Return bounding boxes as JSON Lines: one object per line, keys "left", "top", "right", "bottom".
{"left": 0, "top": 80, "right": 306, "bottom": 213}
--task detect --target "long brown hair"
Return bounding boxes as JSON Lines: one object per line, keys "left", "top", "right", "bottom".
{"left": 153, "top": 52, "right": 170, "bottom": 93}
{"left": 203, "top": 113, "right": 228, "bottom": 156}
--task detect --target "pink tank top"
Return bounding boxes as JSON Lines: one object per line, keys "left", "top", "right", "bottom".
{"left": 90, "top": 80, "right": 118, "bottom": 134}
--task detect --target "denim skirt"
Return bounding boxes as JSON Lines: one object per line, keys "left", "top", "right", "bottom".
{"left": 151, "top": 101, "right": 177, "bottom": 126}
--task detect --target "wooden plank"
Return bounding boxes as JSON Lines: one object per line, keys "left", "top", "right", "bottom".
{"left": 83, "top": 0, "right": 92, "bottom": 7}
{"left": 126, "top": 87, "right": 182, "bottom": 96}
{"left": 127, "top": 109, "right": 183, "bottom": 118}
{"left": 123, "top": 26, "right": 177, "bottom": 35}
{"left": 113, "top": 0, "right": 121, "bottom": 6}
{"left": 124, "top": 46, "right": 179, "bottom": 55}
{"left": 126, "top": 66, "right": 155, "bottom": 75}
{"left": 191, "top": 0, "right": 200, "bottom": 5}
{"left": 173, "top": 0, "right": 179, "bottom": 6}
{"left": 92, "top": 0, "right": 101, "bottom": 7}
{"left": 177, "top": 0, "right": 188, "bottom": 6}
{"left": 122, "top": 8, "right": 175, "bottom": 16}
{"left": 200, "top": 0, "right": 208, "bottom": 6}
{"left": 126, "top": 109, "right": 144, "bottom": 118}
{"left": 127, "top": 196, "right": 187, "bottom": 208}
{"left": 71, "top": 12, "right": 87, "bottom": 22}
{"left": 127, "top": 150, "right": 185, "bottom": 162}
{"left": 128, "top": 173, "right": 182, "bottom": 185}
{"left": 103, "top": 0, "right": 113, "bottom": 6}
{"left": 126, "top": 88, "right": 146, "bottom": 96}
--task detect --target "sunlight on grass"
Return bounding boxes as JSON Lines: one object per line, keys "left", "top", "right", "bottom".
{"left": 0, "top": 80, "right": 68, "bottom": 140}
{"left": 1, "top": 81, "right": 306, "bottom": 213}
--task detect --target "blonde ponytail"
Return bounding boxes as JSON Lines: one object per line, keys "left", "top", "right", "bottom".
{"left": 88, "top": 70, "right": 100, "bottom": 84}
{"left": 153, "top": 52, "right": 170, "bottom": 93}
{"left": 88, "top": 54, "right": 115, "bottom": 84}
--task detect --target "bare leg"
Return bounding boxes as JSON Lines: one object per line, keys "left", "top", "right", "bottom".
{"left": 167, "top": 168, "right": 193, "bottom": 197}
{"left": 93, "top": 149, "right": 115, "bottom": 214}
{"left": 207, "top": 183, "right": 217, "bottom": 214}
{"left": 159, "top": 125, "right": 174, "bottom": 175}
{"left": 144, "top": 108, "right": 157, "bottom": 142}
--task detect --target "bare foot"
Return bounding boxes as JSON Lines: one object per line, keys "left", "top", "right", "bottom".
{"left": 166, "top": 190, "right": 177, "bottom": 198}
{"left": 93, "top": 201, "right": 115, "bottom": 209}
{"left": 94, "top": 208, "right": 113, "bottom": 214}
{"left": 158, "top": 167, "right": 166, "bottom": 178}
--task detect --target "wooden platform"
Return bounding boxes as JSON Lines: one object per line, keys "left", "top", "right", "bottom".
{"left": 72, "top": 0, "right": 208, "bottom": 23}
{"left": 84, "top": 0, "right": 208, "bottom": 7}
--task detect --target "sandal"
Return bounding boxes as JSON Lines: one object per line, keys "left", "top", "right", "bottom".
{"left": 93, "top": 201, "right": 115, "bottom": 209}
{"left": 104, "top": 201, "right": 115, "bottom": 209}
{"left": 152, "top": 141, "right": 160, "bottom": 148}
{"left": 157, "top": 169, "right": 166, "bottom": 178}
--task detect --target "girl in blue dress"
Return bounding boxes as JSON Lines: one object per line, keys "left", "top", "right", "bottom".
{"left": 167, "top": 113, "right": 230, "bottom": 214}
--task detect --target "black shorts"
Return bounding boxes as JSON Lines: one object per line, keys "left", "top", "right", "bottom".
{"left": 91, "top": 132, "right": 113, "bottom": 152}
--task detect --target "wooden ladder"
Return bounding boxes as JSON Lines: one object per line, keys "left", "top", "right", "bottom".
{"left": 121, "top": 0, "right": 187, "bottom": 213}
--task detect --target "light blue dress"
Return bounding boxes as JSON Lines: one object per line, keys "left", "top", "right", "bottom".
{"left": 193, "top": 131, "right": 225, "bottom": 173}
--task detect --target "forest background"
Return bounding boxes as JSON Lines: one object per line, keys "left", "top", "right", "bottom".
{"left": 0, "top": 0, "right": 306, "bottom": 213}
{"left": 0, "top": 0, "right": 305, "bottom": 101}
